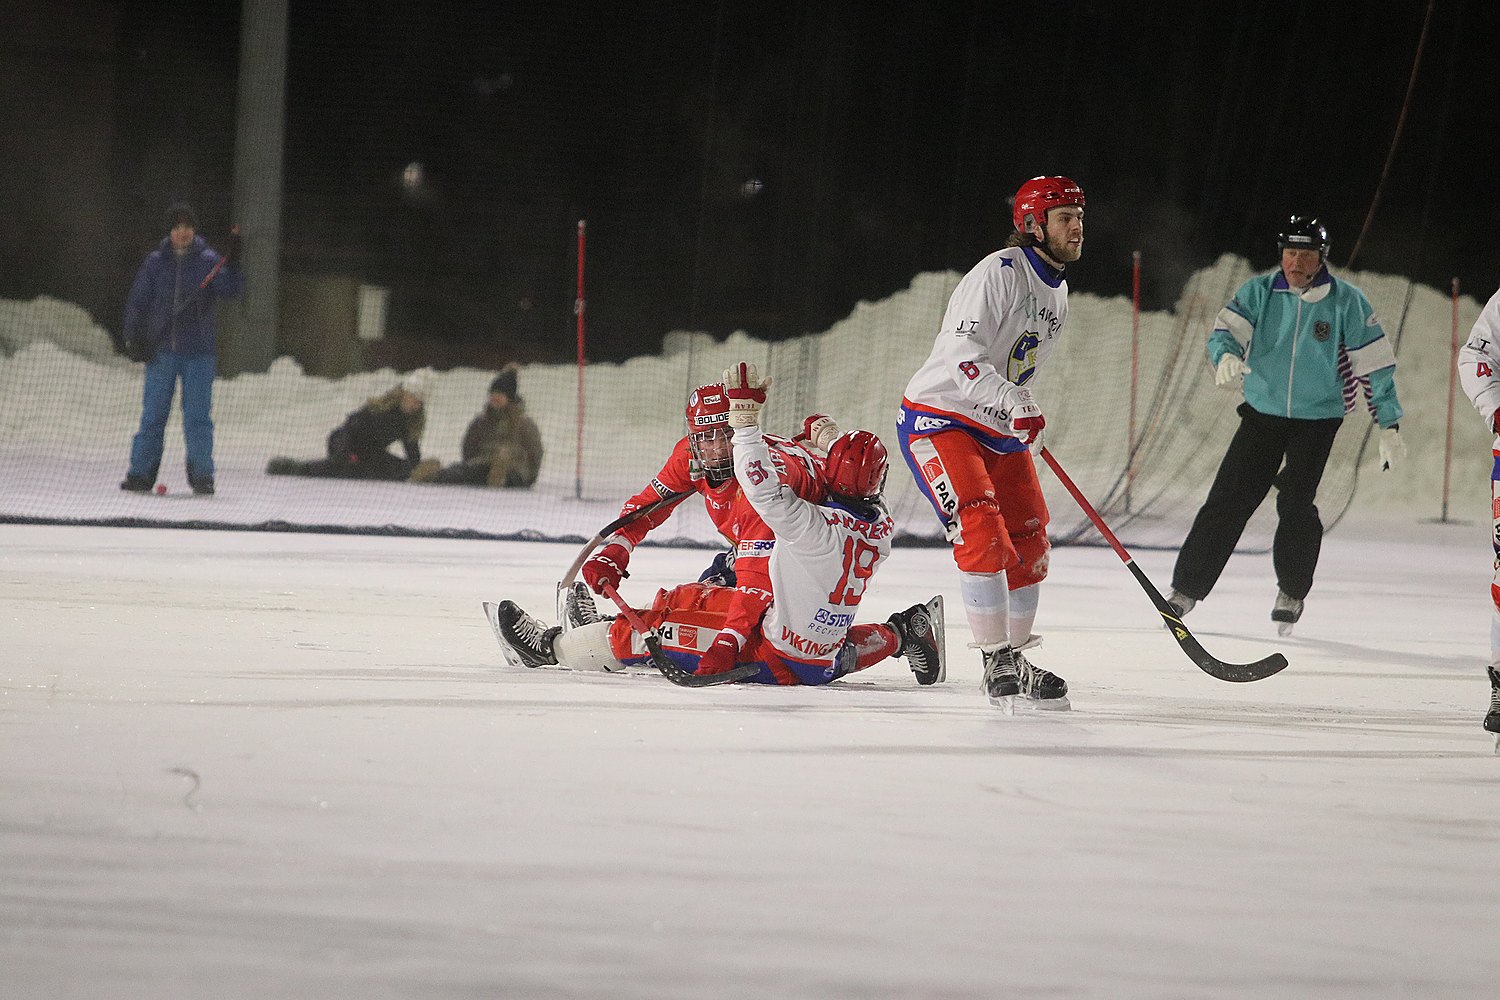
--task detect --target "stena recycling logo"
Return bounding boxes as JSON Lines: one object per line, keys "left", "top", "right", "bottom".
{"left": 921, "top": 456, "right": 944, "bottom": 483}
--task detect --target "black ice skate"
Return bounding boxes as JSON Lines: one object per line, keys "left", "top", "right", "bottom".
{"left": 562, "top": 581, "right": 609, "bottom": 630}
{"left": 1271, "top": 591, "right": 1304, "bottom": 637}
{"left": 888, "top": 595, "right": 946, "bottom": 685}
{"left": 1014, "top": 647, "right": 1069, "bottom": 710}
{"left": 1485, "top": 665, "right": 1500, "bottom": 737}
{"left": 484, "top": 600, "right": 561, "bottom": 668}
{"left": 1165, "top": 589, "right": 1197, "bottom": 617}
{"left": 982, "top": 646, "right": 1020, "bottom": 709}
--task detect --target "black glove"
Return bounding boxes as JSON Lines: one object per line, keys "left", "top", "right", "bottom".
{"left": 124, "top": 336, "right": 154, "bottom": 363}
{"left": 219, "top": 226, "right": 241, "bottom": 263}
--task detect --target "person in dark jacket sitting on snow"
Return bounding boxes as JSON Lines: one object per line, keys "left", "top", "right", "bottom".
{"left": 266, "top": 370, "right": 430, "bottom": 480}
{"left": 409, "top": 365, "right": 544, "bottom": 487}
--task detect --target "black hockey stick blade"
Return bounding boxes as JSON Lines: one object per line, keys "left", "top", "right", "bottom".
{"left": 1039, "top": 447, "right": 1288, "bottom": 684}
{"left": 1126, "top": 563, "right": 1289, "bottom": 683}
{"left": 601, "top": 582, "right": 757, "bottom": 688}
{"left": 642, "top": 633, "right": 761, "bottom": 688}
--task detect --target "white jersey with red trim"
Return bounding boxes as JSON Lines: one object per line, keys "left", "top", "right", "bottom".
{"left": 731, "top": 426, "right": 894, "bottom": 666}
{"left": 1459, "top": 285, "right": 1500, "bottom": 452}
{"left": 901, "top": 244, "right": 1069, "bottom": 437}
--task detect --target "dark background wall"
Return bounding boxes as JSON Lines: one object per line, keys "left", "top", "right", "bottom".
{"left": 1, "top": 0, "right": 1495, "bottom": 368}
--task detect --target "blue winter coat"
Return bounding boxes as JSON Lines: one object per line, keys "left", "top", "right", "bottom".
{"left": 1207, "top": 267, "right": 1403, "bottom": 428}
{"left": 123, "top": 235, "right": 245, "bottom": 357}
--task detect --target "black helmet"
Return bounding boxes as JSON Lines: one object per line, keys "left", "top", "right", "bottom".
{"left": 1278, "top": 216, "right": 1329, "bottom": 257}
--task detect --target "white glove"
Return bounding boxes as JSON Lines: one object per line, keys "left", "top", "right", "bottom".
{"left": 723, "top": 361, "right": 771, "bottom": 428}
{"left": 1379, "top": 425, "right": 1406, "bottom": 471}
{"left": 797, "top": 413, "right": 842, "bottom": 452}
{"left": 1214, "top": 353, "right": 1250, "bottom": 388}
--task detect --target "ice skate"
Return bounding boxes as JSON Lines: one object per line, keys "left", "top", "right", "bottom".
{"left": 1271, "top": 590, "right": 1304, "bottom": 637}
{"left": 483, "top": 600, "right": 561, "bottom": 668}
{"left": 1013, "top": 646, "right": 1069, "bottom": 711}
{"left": 1165, "top": 589, "right": 1196, "bottom": 618}
{"left": 888, "top": 595, "right": 945, "bottom": 685}
{"left": 562, "top": 581, "right": 608, "bottom": 631}
{"left": 1484, "top": 666, "right": 1500, "bottom": 747}
{"left": 982, "top": 646, "right": 1020, "bottom": 712}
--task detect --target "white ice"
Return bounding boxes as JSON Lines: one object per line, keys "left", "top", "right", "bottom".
{"left": 4, "top": 510, "right": 1497, "bottom": 999}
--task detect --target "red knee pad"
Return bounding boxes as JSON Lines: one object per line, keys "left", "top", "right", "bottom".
{"left": 952, "top": 498, "right": 1018, "bottom": 574}
{"left": 1008, "top": 528, "right": 1051, "bottom": 589}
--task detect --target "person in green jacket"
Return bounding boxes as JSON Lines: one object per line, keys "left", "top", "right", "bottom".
{"left": 1167, "top": 217, "right": 1405, "bottom": 634}
{"left": 410, "top": 365, "right": 544, "bottom": 488}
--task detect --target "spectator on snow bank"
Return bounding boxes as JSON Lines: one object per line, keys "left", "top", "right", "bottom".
{"left": 119, "top": 202, "right": 244, "bottom": 496}
{"left": 266, "top": 371, "right": 430, "bottom": 481}
{"left": 409, "top": 364, "right": 544, "bottom": 487}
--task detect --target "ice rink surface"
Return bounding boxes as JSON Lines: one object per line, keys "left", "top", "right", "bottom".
{"left": 4, "top": 518, "right": 1498, "bottom": 999}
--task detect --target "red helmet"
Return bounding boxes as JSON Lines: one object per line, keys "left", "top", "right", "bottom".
{"left": 824, "top": 430, "right": 888, "bottom": 503}
{"left": 685, "top": 383, "right": 732, "bottom": 481}
{"left": 1012, "top": 176, "right": 1085, "bottom": 234}
{"left": 685, "top": 383, "right": 730, "bottom": 430}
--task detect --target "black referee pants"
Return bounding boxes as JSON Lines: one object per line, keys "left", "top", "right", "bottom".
{"left": 1171, "top": 402, "right": 1344, "bottom": 603}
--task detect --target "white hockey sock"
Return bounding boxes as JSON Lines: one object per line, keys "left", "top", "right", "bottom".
{"left": 960, "top": 571, "right": 1009, "bottom": 649}
{"left": 553, "top": 621, "right": 624, "bottom": 672}
{"left": 1008, "top": 583, "right": 1039, "bottom": 647}
{"left": 1490, "top": 608, "right": 1500, "bottom": 667}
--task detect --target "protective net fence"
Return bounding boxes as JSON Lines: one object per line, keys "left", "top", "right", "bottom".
{"left": 3, "top": 253, "right": 1466, "bottom": 552}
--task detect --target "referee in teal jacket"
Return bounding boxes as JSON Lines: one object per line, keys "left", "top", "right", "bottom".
{"left": 1166, "top": 217, "right": 1404, "bottom": 631}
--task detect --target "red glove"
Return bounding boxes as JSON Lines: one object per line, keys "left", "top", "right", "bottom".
{"left": 581, "top": 542, "right": 630, "bottom": 595}
{"left": 1013, "top": 413, "right": 1045, "bottom": 445}
{"left": 696, "top": 631, "right": 742, "bottom": 676}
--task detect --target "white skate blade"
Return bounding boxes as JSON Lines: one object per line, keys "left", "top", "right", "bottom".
{"left": 1493, "top": 734, "right": 1499, "bottom": 756}
{"left": 1277, "top": 622, "right": 1294, "bottom": 638}
{"left": 988, "top": 693, "right": 1017, "bottom": 714}
{"left": 1016, "top": 694, "right": 1072, "bottom": 712}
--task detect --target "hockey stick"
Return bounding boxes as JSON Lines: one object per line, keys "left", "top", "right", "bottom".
{"left": 1038, "top": 447, "right": 1288, "bottom": 683}
{"left": 171, "top": 225, "right": 240, "bottom": 318}
{"left": 600, "top": 582, "right": 759, "bottom": 687}
{"left": 556, "top": 489, "right": 691, "bottom": 621}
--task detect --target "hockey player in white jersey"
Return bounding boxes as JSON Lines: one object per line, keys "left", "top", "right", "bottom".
{"left": 1456, "top": 285, "right": 1500, "bottom": 736}
{"left": 895, "top": 175, "right": 1083, "bottom": 710}
{"left": 691, "top": 361, "right": 945, "bottom": 685}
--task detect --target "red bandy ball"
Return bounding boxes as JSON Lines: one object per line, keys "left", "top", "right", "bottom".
{"left": 155, "top": 483, "right": 167, "bottom": 495}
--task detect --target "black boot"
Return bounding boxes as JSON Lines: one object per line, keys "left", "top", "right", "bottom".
{"left": 484, "top": 600, "right": 561, "bottom": 668}
{"left": 120, "top": 473, "right": 154, "bottom": 493}
{"left": 887, "top": 595, "right": 945, "bottom": 685}
{"left": 1485, "top": 666, "right": 1500, "bottom": 735}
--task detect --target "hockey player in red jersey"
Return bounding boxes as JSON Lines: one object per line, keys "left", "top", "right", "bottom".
{"left": 486, "top": 364, "right": 944, "bottom": 686}
{"left": 895, "top": 175, "right": 1084, "bottom": 711}
{"left": 577, "top": 381, "right": 836, "bottom": 652}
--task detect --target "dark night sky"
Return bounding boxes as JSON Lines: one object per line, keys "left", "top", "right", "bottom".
{"left": 7, "top": 0, "right": 1499, "bottom": 364}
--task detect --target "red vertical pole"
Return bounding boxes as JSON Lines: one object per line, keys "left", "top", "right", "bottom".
{"left": 575, "top": 220, "right": 587, "bottom": 500}
{"left": 1126, "top": 250, "right": 1141, "bottom": 513}
{"left": 1442, "top": 276, "right": 1459, "bottom": 522}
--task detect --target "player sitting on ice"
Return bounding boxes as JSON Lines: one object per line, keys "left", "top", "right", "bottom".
{"left": 485, "top": 363, "right": 944, "bottom": 686}
{"left": 576, "top": 379, "right": 840, "bottom": 651}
